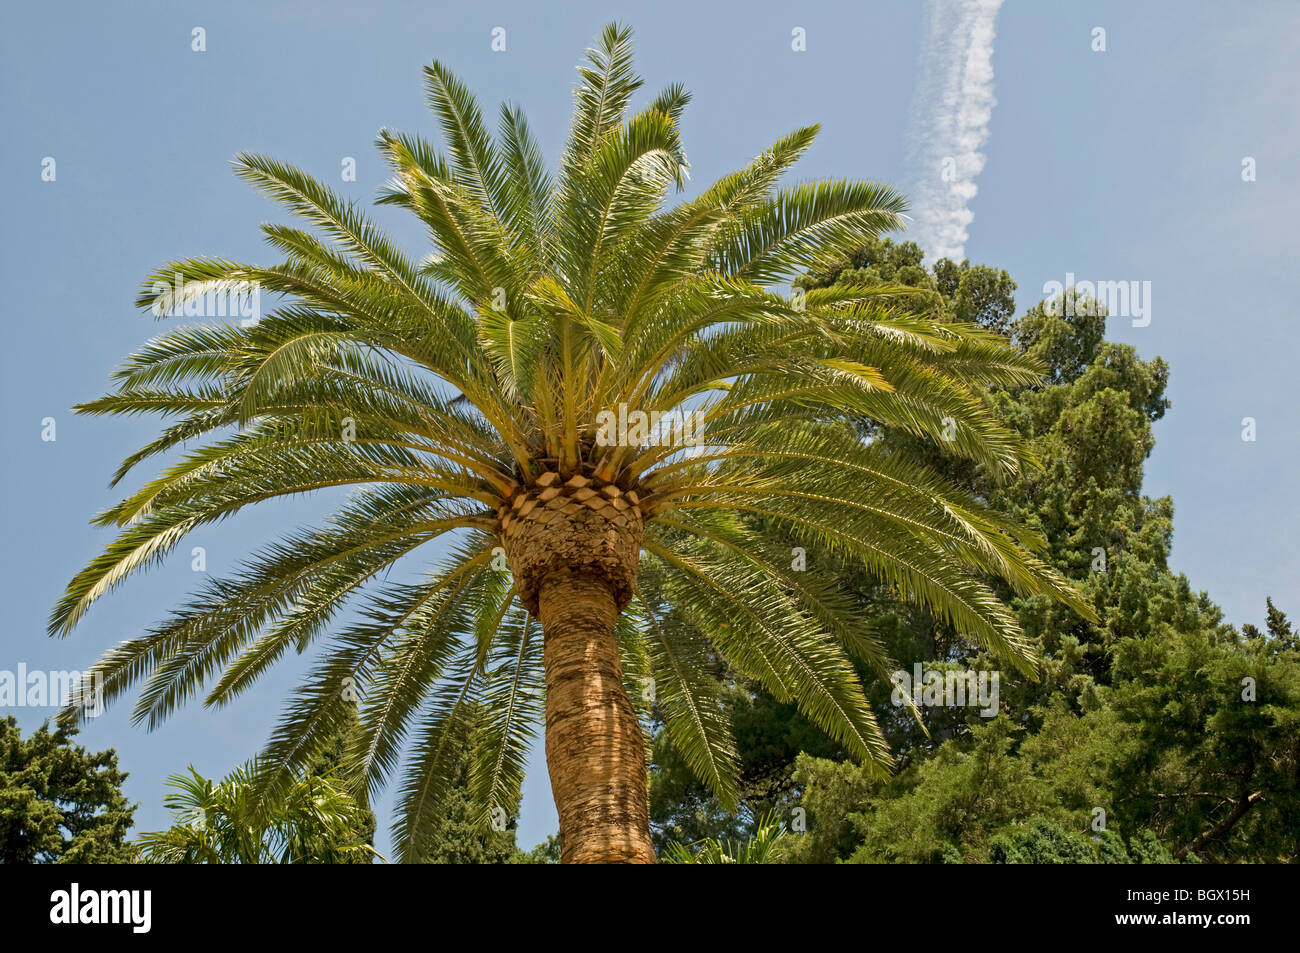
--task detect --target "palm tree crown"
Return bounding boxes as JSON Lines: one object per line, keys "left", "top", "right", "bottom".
{"left": 54, "top": 23, "right": 1094, "bottom": 862}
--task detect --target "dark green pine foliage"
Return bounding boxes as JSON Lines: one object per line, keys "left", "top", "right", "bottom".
{"left": 0, "top": 715, "right": 136, "bottom": 863}
{"left": 416, "top": 754, "right": 520, "bottom": 864}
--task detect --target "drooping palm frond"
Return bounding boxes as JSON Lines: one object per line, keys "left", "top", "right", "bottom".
{"left": 54, "top": 23, "right": 1096, "bottom": 860}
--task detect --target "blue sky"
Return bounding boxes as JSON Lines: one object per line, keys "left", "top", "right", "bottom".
{"left": 3, "top": 0, "right": 1297, "bottom": 856}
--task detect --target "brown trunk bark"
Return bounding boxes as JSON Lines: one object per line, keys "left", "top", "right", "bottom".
{"left": 537, "top": 569, "right": 656, "bottom": 864}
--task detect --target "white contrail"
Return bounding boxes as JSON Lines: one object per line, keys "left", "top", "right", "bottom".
{"left": 905, "top": 0, "right": 1004, "bottom": 263}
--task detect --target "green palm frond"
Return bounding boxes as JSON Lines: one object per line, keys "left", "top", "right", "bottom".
{"left": 663, "top": 811, "right": 788, "bottom": 864}
{"left": 135, "top": 760, "right": 379, "bottom": 864}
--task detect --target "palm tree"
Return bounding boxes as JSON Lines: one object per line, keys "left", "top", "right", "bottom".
{"left": 134, "top": 761, "right": 380, "bottom": 864}
{"left": 52, "top": 23, "right": 1095, "bottom": 863}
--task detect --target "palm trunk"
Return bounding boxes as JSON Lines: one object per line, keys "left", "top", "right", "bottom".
{"left": 537, "top": 570, "right": 656, "bottom": 864}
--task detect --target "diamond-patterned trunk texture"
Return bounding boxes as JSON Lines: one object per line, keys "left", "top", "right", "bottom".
{"left": 499, "top": 469, "right": 645, "bottom": 616}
